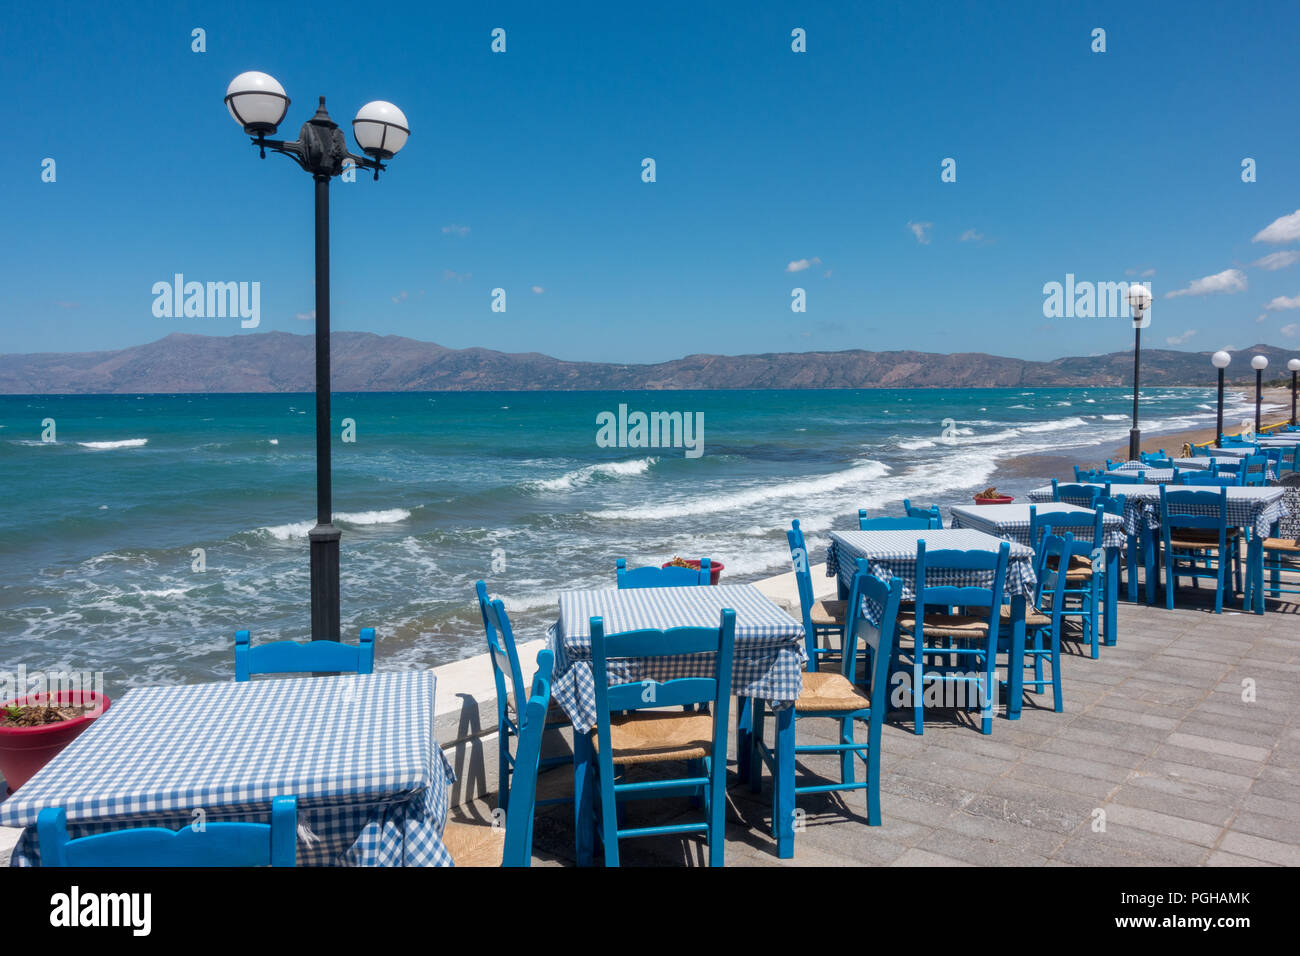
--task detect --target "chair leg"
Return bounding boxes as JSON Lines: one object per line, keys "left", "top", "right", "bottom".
{"left": 866, "top": 730, "right": 881, "bottom": 826}
{"left": 1090, "top": 578, "right": 1100, "bottom": 659}
{"left": 912, "top": 651, "right": 925, "bottom": 736}
{"left": 840, "top": 718, "right": 855, "bottom": 785}
{"left": 749, "top": 698, "right": 766, "bottom": 794}
{"left": 497, "top": 731, "right": 511, "bottom": 813}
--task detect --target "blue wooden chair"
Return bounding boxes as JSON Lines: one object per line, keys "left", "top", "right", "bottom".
{"left": 38, "top": 796, "right": 297, "bottom": 866}
{"left": 1017, "top": 531, "right": 1073, "bottom": 713}
{"left": 442, "top": 649, "right": 555, "bottom": 867}
{"left": 896, "top": 540, "right": 1010, "bottom": 735}
{"left": 1159, "top": 486, "right": 1231, "bottom": 613}
{"left": 1262, "top": 444, "right": 1299, "bottom": 474}
{"left": 788, "top": 519, "right": 844, "bottom": 672}
{"left": 1104, "top": 471, "right": 1146, "bottom": 485}
{"left": 749, "top": 562, "right": 902, "bottom": 827}
{"left": 1240, "top": 455, "right": 1269, "bottom": 487}
{"left": 475, "top": 581, "right": 570, "bottom": 814}
{"left": 902, "top": 498, "right": 943, "bottom": 528}
{"left": 858, "top": 512, "right": 932, "bottom": 531}
{"left": 1192, "top": 444, "right": 1218, "bottom": 457}
{"left": 1094, "top": 491, "right": 1140, "bottom": 602}
{"left": 1254, "top": 476, "right": 1300, "bottom": 605}
{"left": 1180, "top": 472, "right": 1238, "bottom": 486}
{"left": 234, "top": 629, "right": 374, "bottom": 681}
{"left": 615, "top": 557, "right": 711, "bottom": 589}
{"left": 1051, "top": 480, "right": 1101, "bottom": 507}
{"left": 1030, "top": 504, "right": 1106, "bottom": 658}
{"left": 1139, "top": 450, "right": 1170, "bottom": 466}
{"left": 589, "top": 609, "right": 735, "bottom": 867}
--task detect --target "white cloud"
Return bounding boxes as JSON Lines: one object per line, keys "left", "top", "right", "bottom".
{"left": 1253, "top": 209, "right": 1300, "bottom": 243}
{"left": 295, "top": 310, "right": 315, "bottom": 321}
{"left": 786, "top": 257, "right": 822, "bottom": 273}
{"left": 959, "top": 228, "right": 984, "bottom": 242}
{"left": 531, "top": 285, "right": 544, "bottom": 294}
{"left": 1257, "top": 313, "right": 1268, "bottom": 323}
{"left": 823, "top": 269, "right": 832, "bottom": 278}
{"left": 1141, "top": 268, "right": 1156, "bottom": 278}
{"left": 1252, "top": 250, "right": 1300, "bottom": 271}
{"left": 441, "top": 224, "right": 471, "bottom": 236}
{"left": 1263, "top": 294, "right": 1300, "bottom": 311}
{"left": 391, "top": 290, "right": 409, "bottom": 304}
{"left": 907, "top": 221, "right": 933, "bottom": 245}
{"left": 1283, "top": 323, "right": 1299, "bottom": 338}
{"left": 1164, "top": 269, "right": 1247, "bottom": 298}
{"left": 1165, "top": 329, "right": 1197, "bottom": 345}
{"left": 441, "top": 270, "right": 471, "bottom": 282}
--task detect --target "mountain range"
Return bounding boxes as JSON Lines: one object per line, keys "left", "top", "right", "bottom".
{"left": 1, "top": 332, "right": 1296, "bottom": 393}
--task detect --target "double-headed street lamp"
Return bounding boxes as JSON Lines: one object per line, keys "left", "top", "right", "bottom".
{"left": 225, "top": 71, "right": 409, "bottom": 641}
{"left": 1126, "top": 283, "right": 1152, "bottom": 460}
{"left": 1289, "top": 357, "right": 1300, "bottom": 426}
{"left": 1211, "top": 350, "right": 1231, "bottom": 444}
{"left": 1251, "top": 354, "right": 1269, "bottom": 437}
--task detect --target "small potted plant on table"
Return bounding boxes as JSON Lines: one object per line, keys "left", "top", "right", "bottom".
{"left": 974, "top": 486, "right": 1014, "bottom": 505}
{"left": 0, "top": 690, "right": 110, "bottom": 793}
{"left": 661, "top": 556, "right": 725, "bottom": 584}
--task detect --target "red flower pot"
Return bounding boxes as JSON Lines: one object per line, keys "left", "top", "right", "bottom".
{"left": 974, "top": 495, "right": 1014, "bottom": 505}
{"left": 661, "top": 559, "right": 725, "bottom": 585}
{"left": 0, "top": 690, "right": 110, "bottom": 793}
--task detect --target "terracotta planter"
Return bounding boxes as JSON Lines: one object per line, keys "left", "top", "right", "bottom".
{"left": 974, "top": 495, "right": 1014, "bottom": 505}
{"left": 661, "top": 559, "right": 724, "bottom": 585}
{"left": 0, "top": 690, "right": 110, "bottom": 793}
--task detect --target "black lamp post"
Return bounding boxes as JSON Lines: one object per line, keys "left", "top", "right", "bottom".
{"left": 1211, "top": 350, "right": 1231, "bottom": 444}
{"left": 226, "top": 72, "right": 409, "bottom": 641}
{"left": 1251, "top": 355, "right": 1268, "bottom": 437}
{"left": 1126, "top": 284, "right": 1152, "bottom": 461}
{"left": 1289, "top": 358, "right": 1300, "bottom": 426}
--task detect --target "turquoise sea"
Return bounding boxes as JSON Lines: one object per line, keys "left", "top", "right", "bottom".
{"left": 0, "top": 386, "right": 1258, "bottom": 689}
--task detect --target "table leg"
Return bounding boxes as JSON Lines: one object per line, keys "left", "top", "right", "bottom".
{"left": 773, "top": 706, "right": 795, "bottom": 859}
{"left": 1104, "top": 546, "right": 1119, "bottom": 647}
{"left": 1007, "top": 595, "right": 1025, "bottom": 720}
{"left": 573, "top": 732, "right": 595, "bottom": 867}
{"left": 1249, "top": 534, "right": 1265, "bottom": 615}
{"left": 1143, "top": 524, "right": 1159, "bottom": 606}
{"left": 736, "top": 697, "right": 753, "bottom": 785}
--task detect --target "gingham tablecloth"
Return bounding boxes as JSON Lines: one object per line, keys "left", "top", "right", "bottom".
{"left": 1105, "top": 467, "right": 1179, "bottom": 484}
{"left": 825, "top": 528, "right": 1038, "bottom": 621}
{"left": 0, "top": 672, "right": 455, "bottom": 867}
{"left": 1027, "top": 484, "right": 1288, "bottom": 538}
{"left": 949, "top": 503, "right": 1126, "bottom": 550}
{"left": 1172, "top": 457, "right": 1278, "bottom": 480}
{"left": 551, "top": 584, "right": 806, "bottom": 734}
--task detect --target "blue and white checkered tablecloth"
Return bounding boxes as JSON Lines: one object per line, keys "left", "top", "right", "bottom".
{"left": 1027, "top": 484, "right": 1289, "bottom": 538}
{"left": 949, "top": 503, "right": 1126, "bottom": 550}
{"left": 825, "top": 529, "right": 1038, "bottom": 621}
{"left": 0, "top": 672, "right": 455, "bottom": 867}
{"left": 1116, "top": 460, "right": 1278, "bottom": 481}
{"left": 1172, "top": 457, "right": 1279, "bottom": 479}
{"left": 1105, "top": 466, "right": 1179, "bottom": 484}
{"left": 551, "top": 584, "right": 806, "bottom": 734}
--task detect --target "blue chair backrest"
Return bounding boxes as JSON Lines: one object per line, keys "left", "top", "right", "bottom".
{"left": 787, "top": 520, "right": 820, "bottom": 663}
{"left": 1095, "top": 493, "right": 1126, "bottom": 519}
{"left": 1241, "top": 455, "right": 1268, "bottom": 486}
{"left": 615, "top": 557, "right": 710, "bottom": 589}
{"left": 842, "top": 569, "right": 903, "bottom": 719}
{"left": 858, "top": 512, "right": 933, "bottom": 531}
{"left": 38, "top": 796, "right": 298, "bottom": 867}
{"left": 1180, "top": 472, "right": 1237, "bottom": 486}
{"left": 501, "top": 648, "right": 554, "bottom": 868}
{"left": 1104, "top": 471, "right": 1145, "bottom": 485}
{"left": 901, "top": 499, "right": 943, "bottom": 528}
{"left": 234, "top": 629, "right": 374, "bottom": 681}
{"left": 1159, "top": 486, "right": 1228, "bottom": 540}
{"left": 1030, "top": 504, "right": 1103, "bottom": 553}
{"left": 476, "top": 580, "right": 528, "bottom": 727}
{"left": 1215, "top": 458, "right": 1241, "bottom": 473}
{"left": 914, "top": 540, "right": 1011, "bottom": 632}
{"left": 1032, "top": 531, "right": 1075, "bottom": 613}
{"left": 1051, "top": 480, "right": 1101, "bottom": 506}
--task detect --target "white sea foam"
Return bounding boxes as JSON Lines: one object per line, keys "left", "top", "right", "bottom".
{"left": 1100, "top": 414, "right": 1128, "bottom": 421}
{"left": 528, "top": 457, "right": 657, "bottom": 492}
{"left": 589, "top": 459, "right": 890, "bottom": 521}
{"left": 897, "top": 439, "right": 937, "bottom": 450}
{"left": 261, "top": 520, "right": 315, "bottom": 540}
{"left": 78, "top": 439, "right": 148, "bottom": 449}
{"left": 337, "top": 509, "right": 411, "bottom": 525}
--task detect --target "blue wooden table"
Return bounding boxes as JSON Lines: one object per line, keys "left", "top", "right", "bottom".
{"left": 0, "top": 671, "right": 455, "bottom": 866}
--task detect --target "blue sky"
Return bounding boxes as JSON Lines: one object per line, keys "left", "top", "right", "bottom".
{"left": 4, "top": 0, "right": 1300, "bottom": 364}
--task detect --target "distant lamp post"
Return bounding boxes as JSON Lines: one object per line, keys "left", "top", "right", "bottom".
{"left": 1126, "top": 284, "right": 1152, "bottom": 460}
{"left": 1289, "top": 358, "right": 1300, "bottom": 426}
{"left": 1251, "top": 354, "right": 1269, "bottom": 436}
{"left": 226, "top": 71, "right": 409, "bottom": 642}
{"left": 1211, "top": 350, "right": 1232, "bottom": 444}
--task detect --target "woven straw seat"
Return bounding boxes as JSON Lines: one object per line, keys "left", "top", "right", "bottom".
{"left": 794, "top": 671, "right": 871, "bottom": 712}
{"left": 591, "top": 711, "right": 714, "bottom": 765}
{"left": 1175, "top": 527, "right": 1239, "bottom": 542}
{"left": 1262, "top": 537, "right": 1300, "bottom": 553}
{"left": 810, "top": 599, "right": 847, "bottom": 626}
{"left": 899, "top": 612, "right": 989, "bottom": 639}
{"left": 441, "top": 820, "right": 505, "bottom": 867}
{"left": 1169, "top": 536, "right": 1227, "bottom": 551}
{"left": 974, "top": 604, "right": 1051, "bottom": 627}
